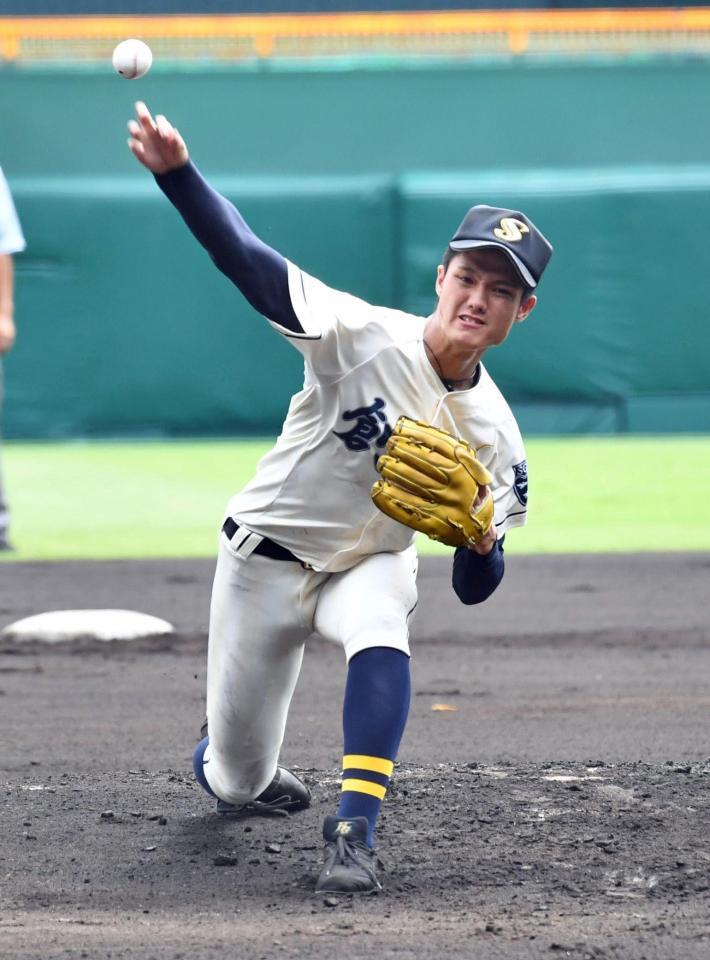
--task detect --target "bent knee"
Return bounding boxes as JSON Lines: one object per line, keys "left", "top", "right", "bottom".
{"left": 206, "top": 748, "right": 276, "bottom": 805}
{"left": 342, "top": 614, "right": 411, "bottom": 662}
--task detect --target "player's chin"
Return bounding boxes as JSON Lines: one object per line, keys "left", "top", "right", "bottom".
{"left": 460, "top": 320, "right": 511, "bottom": 350}
{"left": 452, "top": 324, "right": 492, "bottom": 351}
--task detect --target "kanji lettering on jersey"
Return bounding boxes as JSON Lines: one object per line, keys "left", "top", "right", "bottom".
{"left": 334, "top": 397, "right": 393, "bottom": 453}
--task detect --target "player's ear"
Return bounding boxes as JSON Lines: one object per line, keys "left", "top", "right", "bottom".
{"left": 515, "top": 294, "right": 537, "bottom": 323}
{"left": 435, "top": 263, "right": 446, "bottom": 297}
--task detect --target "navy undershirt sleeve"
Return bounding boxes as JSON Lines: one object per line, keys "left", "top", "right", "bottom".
{"left": 452, "top": 535, "right": 505, "bottom": 605}
{"left": 154, "top": 160, "right": 302, "bottom": 333}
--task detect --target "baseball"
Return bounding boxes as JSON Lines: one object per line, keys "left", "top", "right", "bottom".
{"left": 112, "top": 39, "right": 153, "bottom": 80}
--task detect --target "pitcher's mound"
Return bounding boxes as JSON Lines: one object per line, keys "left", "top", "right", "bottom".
{"left": 1, "top": 609, "right": 174, "bottom": 643}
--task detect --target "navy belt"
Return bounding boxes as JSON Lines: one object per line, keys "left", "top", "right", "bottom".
{"left": 222, "top": 518, "right": 301, "bottom": 563}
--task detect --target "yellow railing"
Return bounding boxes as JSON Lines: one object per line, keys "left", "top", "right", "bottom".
{"left": 3, "top": 9, "right": 710, "bottom": 62}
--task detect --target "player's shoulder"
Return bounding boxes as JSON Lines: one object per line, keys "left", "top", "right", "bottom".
{"left": 288, "top": 261, "right": 425, "bottom": 337}
{"left": 371, "top": 304, "right": 427, "bottom": 336}
{"left": 475, "top": 364, "right": 520, "bottom": 428}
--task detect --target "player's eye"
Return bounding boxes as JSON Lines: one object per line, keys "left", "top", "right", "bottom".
{"left": 494, "top": 287, "right": 514, "bottom": 298}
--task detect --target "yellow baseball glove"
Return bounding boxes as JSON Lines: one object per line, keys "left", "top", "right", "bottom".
{"left": 371, "top": 417, "right": 494, "bottom": 548}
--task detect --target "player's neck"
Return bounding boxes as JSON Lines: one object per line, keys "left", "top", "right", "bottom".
{"left": 423, "top": 325, "right": 483, "bottom": 389}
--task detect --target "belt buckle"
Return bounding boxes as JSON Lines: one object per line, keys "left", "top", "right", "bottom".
{"left": 223, "top": 520, "right": 262, "bottom": 560}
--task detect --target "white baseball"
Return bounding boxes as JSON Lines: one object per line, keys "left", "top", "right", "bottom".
{"left": 112, "top": 39, "right": 153, "bottom": 80}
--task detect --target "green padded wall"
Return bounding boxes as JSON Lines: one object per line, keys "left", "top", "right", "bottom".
{"left": 4, "top": 61, "right": 710, "bottom": 178}
{"left": 7, "top": 176, "right": 395, "bottom": 437}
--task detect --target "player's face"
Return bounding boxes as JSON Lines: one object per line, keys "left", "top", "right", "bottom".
{"left": 434, "top": 249, "right": 536, "bottom": 353}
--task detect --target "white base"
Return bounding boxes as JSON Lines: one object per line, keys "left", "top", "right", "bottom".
{"left": 1, "top": 609, "right": 175, "bottom": 643}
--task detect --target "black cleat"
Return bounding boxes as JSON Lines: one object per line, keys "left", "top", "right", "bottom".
{"left": 216, "top": 765, "right": 311, "bottom": 819}
{"left": 315, "top": 816, "right": 382, "bottom": 894}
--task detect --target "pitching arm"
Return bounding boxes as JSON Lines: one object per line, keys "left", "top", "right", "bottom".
{"left": 155, "top": 161, "right": 301, "bottom": 333}
{"left": 127, "top": 101, "right": 301, "bottom": 332}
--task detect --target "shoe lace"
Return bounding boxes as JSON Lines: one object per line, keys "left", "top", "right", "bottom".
{"left": 329, "top": 834, "right": 377, "bottom": 876}
{"left": 217, "top": 795, "right": 293, "bottom": 819}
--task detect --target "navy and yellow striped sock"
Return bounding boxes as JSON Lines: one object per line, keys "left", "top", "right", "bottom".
{"left": 338, "top": 753, "right": 394, "bottom": 842}
{"left": 336, "top": 647, "right": 411, "bottom": 847}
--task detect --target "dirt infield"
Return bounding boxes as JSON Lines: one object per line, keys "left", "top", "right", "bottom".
{"left": 1, "top": 553, "right": 709, "bottom": 959}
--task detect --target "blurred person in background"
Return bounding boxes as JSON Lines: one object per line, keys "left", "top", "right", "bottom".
{"left": 0, "top": 167, "right": 26, "bottom": 551}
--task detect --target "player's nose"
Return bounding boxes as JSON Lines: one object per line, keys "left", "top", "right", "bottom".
{"left": 465, "top": 283, "right": 488, "bottom": 314}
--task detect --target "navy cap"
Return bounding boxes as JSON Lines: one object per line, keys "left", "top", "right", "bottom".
{"left": 449, "top": 205, "right": 553, "bottom": 288}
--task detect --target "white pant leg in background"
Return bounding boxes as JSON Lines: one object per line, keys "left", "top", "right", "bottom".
{"left": 204, "top": 536, "right": 328, "bottom": 805}
{"left": 314, "top": 546, "right": 419, "bottom": 662}
{"left": 0, "top": 362, "right": 8, "bottom": 545}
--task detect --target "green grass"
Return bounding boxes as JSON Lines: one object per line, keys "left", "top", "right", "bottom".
{"left": 2, "top": 436, "right": 709, "bottom": 561}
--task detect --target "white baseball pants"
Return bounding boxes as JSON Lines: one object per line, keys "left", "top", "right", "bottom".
{"left": 202, "top": 529, "right": 418, "bottom": 806}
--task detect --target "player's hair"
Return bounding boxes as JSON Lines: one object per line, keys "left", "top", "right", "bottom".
{"left": 441, "top": 246, "right": 533, "bottom": 302}
{"left": 441, "top": 246, "right": 457, "bottom": 273}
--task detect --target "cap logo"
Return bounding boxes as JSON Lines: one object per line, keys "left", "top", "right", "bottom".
{"left": 335, "top": 822, "right": 352, "bottom": 836}
{"left": 493, "top": 218, "right": 529, "bottom": 243}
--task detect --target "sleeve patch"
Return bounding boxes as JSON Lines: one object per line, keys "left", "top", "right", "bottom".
{"left": 512, "top": 461, "right": 528, "bottom": 506}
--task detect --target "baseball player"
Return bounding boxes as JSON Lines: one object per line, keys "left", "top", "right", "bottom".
{"left": 0, "top": 167, "right": 26, "bottom": 552}
{"left": 126, "top": 101, "right": 552, "bottom": 895}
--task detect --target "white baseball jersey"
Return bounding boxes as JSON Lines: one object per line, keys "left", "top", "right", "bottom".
{"left": 0, "top": 168, "right": 26, "bottom": 256}
{"left": 229, "top": 262, "right": 528, "bottom": 574}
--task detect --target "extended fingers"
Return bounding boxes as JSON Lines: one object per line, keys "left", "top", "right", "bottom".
{"left": 126, "top": 137, "right": 152, "bottom": 170}
{"left": 128, "top": 106, "right": 155, "bottom": 147}
{"left": 126, "top": 103, "right": 188, "bottom": 173}
{"left": 130, "top": 103, "right": 172, "bottom": 139}
{"left": 134, "top": 100, "right": 156, "bottom": 131}
{"left": 128, "top": 116, "right": 172, "bottom": 146}
{"left": 154, "top": 114, "right": 173, "bottom": 137}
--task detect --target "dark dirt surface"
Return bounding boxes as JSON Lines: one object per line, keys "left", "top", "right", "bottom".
{"left": 1, "top": 554, "right": 709, "bottom": 959}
